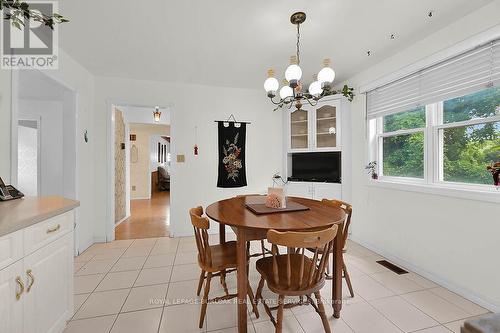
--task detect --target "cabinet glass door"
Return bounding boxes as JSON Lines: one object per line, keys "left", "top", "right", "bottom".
{"left": 290, "top": 109, "right": 309, "bottom": 149}
{"left": 316, "top": 105, "right": 337, "bottom": 148}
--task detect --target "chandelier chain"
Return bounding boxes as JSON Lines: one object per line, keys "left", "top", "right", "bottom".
{"left": 296, "top": 23, "right": 300, "bottom": 65}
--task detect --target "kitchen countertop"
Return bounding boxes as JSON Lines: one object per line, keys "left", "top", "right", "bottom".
{"left": 0, "top": 196, "right": 80, "bottom": 237}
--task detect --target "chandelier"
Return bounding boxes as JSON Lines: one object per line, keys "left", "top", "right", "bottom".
{"left": 264, "top": 12, "right": 354, "bottom": 111}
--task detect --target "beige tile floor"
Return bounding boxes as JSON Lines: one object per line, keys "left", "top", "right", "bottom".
{"left": 66, "top": 236, "right": 490, "bottom": 333}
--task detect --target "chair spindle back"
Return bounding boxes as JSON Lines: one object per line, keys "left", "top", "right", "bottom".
{"left": 321, "top": 199, "right": 352, "bottom": 249}
{"left": 266, "top": 225, "right": 338, "bottom": 289}
{"left": 189, "top": 206, "right": 212, "bottom": 267}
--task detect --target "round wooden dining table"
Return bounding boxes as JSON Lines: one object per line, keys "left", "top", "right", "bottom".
{"left": 206, "top": 195, "right": 346, "bottom": 333}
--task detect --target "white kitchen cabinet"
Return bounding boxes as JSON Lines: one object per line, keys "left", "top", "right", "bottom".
{"left": 0, "top": 260, "right": 24, "bottom": 333}
{"left": 313, "top": 182, "right": 342, "bottom": 201}
{"left": 285, "top": 181, "right": 313, "bottom": 198}
{"left": 24, "top": 233, "right": 73, "bottom": 333}
{"left": 0, "top": 211, "right": 74, "bottom": 333}
{"left": 0, "top": 229, "right": 23, "bottom": 271}
{"left": 286, "top": 181, "right": 342, "bottom": 200}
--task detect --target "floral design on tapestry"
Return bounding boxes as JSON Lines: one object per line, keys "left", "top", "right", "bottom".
{"left": 222, "top": 133, "right": 243, "bottom": 181}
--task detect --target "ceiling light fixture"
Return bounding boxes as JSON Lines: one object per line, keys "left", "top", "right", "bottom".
{"left": 264, "top": 12, "right": 354, "bottom": 111}
{"left": 153, "top": 106, "right": 161, "bottom": 122}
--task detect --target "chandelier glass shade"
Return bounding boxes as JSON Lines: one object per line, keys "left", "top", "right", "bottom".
{"left": 264, "top": 12, "right": 352, "bottom": 111}
{"left": 285, "top": 64, "right": 302, "bottom": 84}
{"left": 263, "top": 69, "right": 279, "bottom": 96}
{"left": 308, "top": 80, "right": 323, "bottom": 96}
{"left": 318, "top": 65, "right": 336, "bottom": 85}
{"left": 280, "top": 85, "right": 294, "bottom": 99}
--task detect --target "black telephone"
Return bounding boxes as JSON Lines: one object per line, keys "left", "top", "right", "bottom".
{"left": 0, "top": 177, "right": 24, "bottom": 201}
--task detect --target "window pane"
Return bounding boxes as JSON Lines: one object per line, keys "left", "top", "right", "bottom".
{"left": 443, "top": 121, "right": 500, "bottom": 185}
{"left": 383, "top": 132, "right": 424, "bottom": 178}
{"left": 383, "top": 107, "right": 426, "bottom": 132}
{"left": 443, "top": 87, "right": 500, "bottom": 124}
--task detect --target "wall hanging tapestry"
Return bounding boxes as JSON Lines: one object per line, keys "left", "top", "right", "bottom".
{"left": 216, "top": 116, "right": 249, "bottom": 188}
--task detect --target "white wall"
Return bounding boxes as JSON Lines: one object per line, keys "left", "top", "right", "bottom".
{"left": 41, "top": 50, "right": 96, "bottom": 254}
{"left": 129, "top": 123, "right": 169, "bottom": 199}
{"left": 0, "top": 71, "right": 12, "bottom": 182}
{"left": 18, "top": 100, "right": 64, "bottom": 196}
{"left": 122, "top": 106, "right": 171, "bottom": 125}
{"left": 94, "top": 77, "right": 282, "bottom": 238}
{"left": 62, "top": 92, "right": 77, "bottom": 200}
{"left": 341, "top": 2, "right": 500, "bottom": 311}
{"left": 0, "top": 50, "right": 96, "bottom": 254}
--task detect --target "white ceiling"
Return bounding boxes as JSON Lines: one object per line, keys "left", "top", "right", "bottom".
{"left": 59, "top": 0, "right": 493, "bottom": 89}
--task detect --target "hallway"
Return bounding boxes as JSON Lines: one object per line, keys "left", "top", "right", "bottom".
{"left": 116, "top": 191, "right": 170, "bottom": 240}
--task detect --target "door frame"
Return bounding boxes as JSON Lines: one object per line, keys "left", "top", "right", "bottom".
{"left": 105, "top": 102, "right": 174, "bottom": 242}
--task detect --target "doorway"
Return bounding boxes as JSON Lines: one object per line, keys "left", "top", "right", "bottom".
{"left": 111, "top": 105, "right": 171, "bottom": 240}
{"left": 17, "top": 119, "right": 41, "bottom": 196}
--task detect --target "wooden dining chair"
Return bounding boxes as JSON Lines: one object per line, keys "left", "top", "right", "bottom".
{"left": 310, "top": 199, "right": 354, "bottom": 297}
{"left": 189, "top": 206, "right": 259, "bottom": 328}
{"left": 255, "top": 225, "right": 339, "bottom": 333}
{"left": 236, "top": 194, "right": 272, "bottom": 259}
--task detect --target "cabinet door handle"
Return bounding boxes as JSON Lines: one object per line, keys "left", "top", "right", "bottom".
{"left": 46, "top": 224, "right": 61, "bottom": 234}
{"left": 15, "top": 276, "right": 24, "bottom": 300}
{"left": 26, "top": 269, "right": 35, "bottom": 292}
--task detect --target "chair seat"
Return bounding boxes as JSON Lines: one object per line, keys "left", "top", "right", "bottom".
{"left": 199, "top": 241, "right": 238, "bottom": 272}
{"left": 256, "top": 254, "right": 325, "bottom": 296}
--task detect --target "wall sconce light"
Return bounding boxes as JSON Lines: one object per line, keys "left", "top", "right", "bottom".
{"left": 153, "top": 106, "right": 161, "bottom": 122}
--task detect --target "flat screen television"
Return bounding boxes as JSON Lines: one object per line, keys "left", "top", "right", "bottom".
{"left": 289, "top": 152, "right": 341, "bottom": 183}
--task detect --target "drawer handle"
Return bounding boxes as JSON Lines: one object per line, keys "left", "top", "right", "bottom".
{"left": 15, "top": 276, "right": 24, "bottom": 300}
{"left": 46, "top": 224, "right": 61, "bottom": 234}
{"left": 26, "top": 269, "right": 35, "bottom": 292}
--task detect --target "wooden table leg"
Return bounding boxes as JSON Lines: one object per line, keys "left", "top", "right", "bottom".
{"left": 236, "top": 228, "right": 248, "bottom": 333}
{"left": 332, "top": 221, "right": 344, "bottom": 318}
{"left": 219, "top": 223, "right": 226, "bottom": 244}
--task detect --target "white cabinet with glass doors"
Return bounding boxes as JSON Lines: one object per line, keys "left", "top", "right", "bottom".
{"left": 286, "top": 98, "right": 341, "bottom": 152}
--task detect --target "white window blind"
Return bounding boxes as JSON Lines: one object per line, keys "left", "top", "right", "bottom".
{"left": 366, "top": 38, "right": 500, "bottom": 119}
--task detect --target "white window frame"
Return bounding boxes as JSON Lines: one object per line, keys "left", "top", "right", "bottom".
{"left": 375, "top": 114, "right": 427, "bottom": 184}
{"left": 369, "top": 97, "right": 500, "bottom": 203}
{"left": 433, "top": 111, "right": 500, "bottom": 188}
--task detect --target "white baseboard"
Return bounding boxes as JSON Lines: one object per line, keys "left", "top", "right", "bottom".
{"left": 77, "top": 238, "right": 94, "bottom": 255}
{"left": 114, "top": 215, "right": 130, "bottom": 227}
{"left": 93, "top": 236, "right": 107, "bottom": 244}
{"left": 350, "top": 235, "right": 500, "bottom": 313}
{"left": 131, "top": 196, "right": 151, "bottom": 200}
